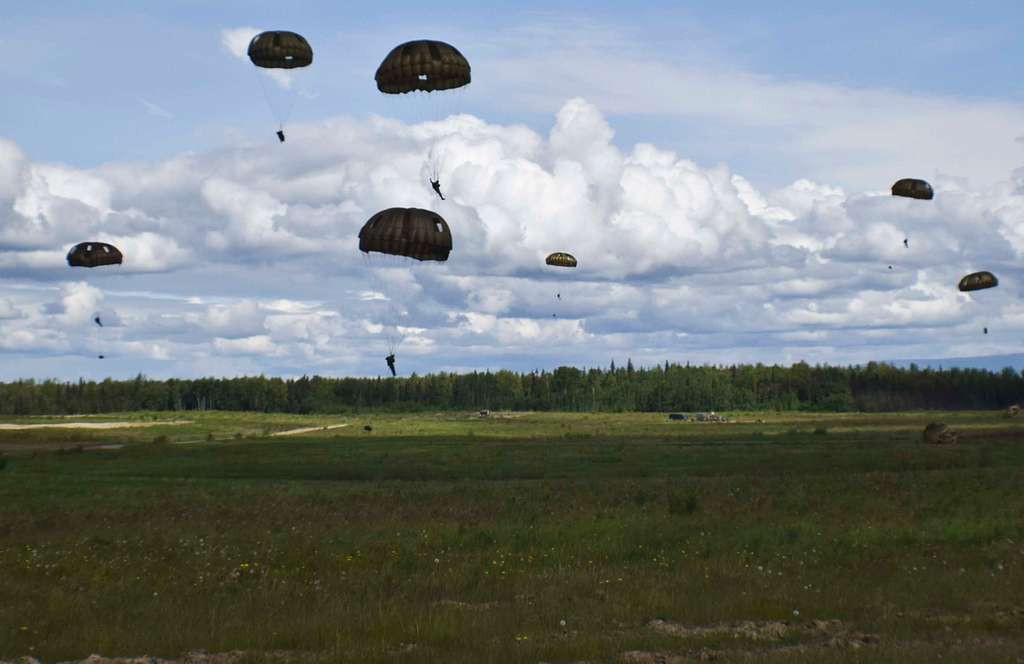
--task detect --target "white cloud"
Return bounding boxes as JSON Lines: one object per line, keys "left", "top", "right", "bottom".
{"left": 220, "top": 26, "right": 293, "bottom": 90}
{"left": 0, "top": 98, "right": 1022, "bottom": 378}
{"left": 139, "top": 98, "right": 173, "bottom": 120}
{"left": 220, "top": 26, "right": 260, "bottom": 61}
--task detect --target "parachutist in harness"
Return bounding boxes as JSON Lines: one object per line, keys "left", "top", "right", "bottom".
{"left": 430, "top": 179, "right": 445, "bottom": 200}
{"left": 556, "top": 293, "right": 561, "bottom": 300}
{"left": 276, "top": 130, "right": 286, "bottom": 143}
{"left": 385, "top": 353, "right": 396, "bottom": 377}
{"left": 94, "top": 316, "right": 103, "bottom": 327}
{"left": 903, "top": 238, "right": 909, "bottom": 248}
{"left": 984, "top": 327, "right": 989, "bottom": 335}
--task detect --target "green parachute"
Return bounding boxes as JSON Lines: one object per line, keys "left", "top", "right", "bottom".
{"left": 958, "top": 271, "right": 998, "bottom": 292}
{"left": 375, "top": 40, "right": 471, "bottom": 190}
{"left": 891, "top": 178, "right": 933, "bottom": 200}
{"left": 375, "top": 41, "right": 470, "bottom": 94}
{"left": 66, "top": 242, "right": 123, "bottom": 268}
{"left": 246, "top": 31, "right": 313, "bottom": 142}
{"left": 545, "top": 252, "right": 578, "bottom": 268}
{"left": 359, "top": 208, "right": 452, "bottom": 362}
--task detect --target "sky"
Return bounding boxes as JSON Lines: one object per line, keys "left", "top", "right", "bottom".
{"left": 1, "top": 0, "right": 1023, "bottom": 381}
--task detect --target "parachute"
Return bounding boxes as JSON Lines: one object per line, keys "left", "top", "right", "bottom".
{"left": 545, "top": 252, "right": 578, "bottom": 268}
{"left": 545, "top": 252, "right": 578, "bottom": 315}
{"left": 67, "top": 243, "right": 121, "bottom": 359}
{"left": 246, "top": 31, "right": 313, "bottom": 142}
{"left": 375, "top": 41, "right": 471, "bottom": 94}
{"left": 248, "top": 31, "right": 313, "bottom": 69}
{"left": 958, "top": 271, "right": 998, "bottom": 292}
{"left": 375, "top": 40, "right": 471, "bottom": 187}
{"left": 67, "top": 242, "right": 123, "bottom": 268}
{"left": 359, "top": 207, "right": 452, "bottom": 261}
{"left": 959, "top": 271, "right": 999, "bottom": 335}
{"left": 891, "top": 178, "right": 933, "bottom": 200}
{"left": 359, "top": 208, "right": 452, "bottom": 358}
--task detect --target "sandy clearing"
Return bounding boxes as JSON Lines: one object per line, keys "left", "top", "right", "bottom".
{"left": 271, "top": 424, "right": 350, "bottom": 437}
{"left": 0, "top": 421, "right": 192, "bottom": 430}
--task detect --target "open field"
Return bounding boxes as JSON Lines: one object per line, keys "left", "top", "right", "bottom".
{"left": 1, "top": 410, "right": 1023, "bottom": 663}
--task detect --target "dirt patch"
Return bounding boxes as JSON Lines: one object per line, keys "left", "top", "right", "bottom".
{"left": 270, "top": 424, "right": 350, "bottom": 437}
{"left": 648, "top": 618, "right": 877, "bottom": 648}
{"left": 434, "top": 598, "right": 500, "bottom": 610}
{"left": 0, "top": 421, "right": 192, "bottom": 431}
{"left": 2, "top": 651, "right": 315, "bottom": 664}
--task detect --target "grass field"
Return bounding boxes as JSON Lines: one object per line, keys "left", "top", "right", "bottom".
{"left": 1, "top": 410, "right": 1023, "bottom": 663}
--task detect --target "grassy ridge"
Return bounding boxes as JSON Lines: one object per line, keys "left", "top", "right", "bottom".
{"left": 1, "top": 411, "right": 1023, "bottom": 662}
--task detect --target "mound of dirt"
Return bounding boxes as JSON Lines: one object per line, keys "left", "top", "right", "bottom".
{"left": 922, "top": 422, "right": 958, "bottom": 445}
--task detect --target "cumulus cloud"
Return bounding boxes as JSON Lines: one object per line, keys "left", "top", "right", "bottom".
{"left": 0, "top": 98, "right": 1022, "bottom": 378}
{"left": 220, "top": 26, "right": 293, "bottom": 89}
{"left": 220, "top": 27, "right": 260, "bottom": 61}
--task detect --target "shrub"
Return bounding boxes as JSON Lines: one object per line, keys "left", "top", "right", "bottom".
{"left": 152, "top": 435, "right": 170, "bottom": 445}
{"left": 206, "top": 432, "right": 215, "bottom": 442}
{"left": 813, "top": 427, "right": 829, "bottom": 435}
{"left": 668, "top": 489, "right": 700, "bottom": 516}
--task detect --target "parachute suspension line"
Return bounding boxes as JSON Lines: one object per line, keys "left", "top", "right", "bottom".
{"left": 360, "top": 252, "right": 404, "bottom": 356}
{"left": 425, "top": 84, "right": 468, "bottom": 184}
{"left": 254, "top": 68, "right": 301, "bottom": 139}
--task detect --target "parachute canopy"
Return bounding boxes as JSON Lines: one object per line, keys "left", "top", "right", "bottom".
{"left": 248, "top": 31, "right": 313, "bottom": 69}
{"left": 359, "top": 208, "right": 452, "bottom": 261}
{"left": 67, "top": 242, "right": 123, "bottom": 268}
{"left": 545, "top": 252, "right": 577, "bottom": 268}
{"left": 891, "top": 178, "right": 933, "bottom": 200}
{"left": 958, "top": 271, "right": 998, "bottom": 292}
{"left": 375, "top": 40, "right": 470, "bottom": 94}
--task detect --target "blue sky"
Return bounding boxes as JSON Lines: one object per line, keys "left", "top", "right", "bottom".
{"left": 1, "top": 1, "right": 1023, "bottom": 380}
{"left": 6, "top": 1, "right": 1023, "bottom": 180}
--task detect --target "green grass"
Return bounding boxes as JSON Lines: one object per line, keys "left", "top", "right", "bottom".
{"left": 1, "top": 410, "right": 1023, "bottom": 663}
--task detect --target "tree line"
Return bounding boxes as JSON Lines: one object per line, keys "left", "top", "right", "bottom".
{"left": 0, "top": 361, "right": 1021, "bottom": 415}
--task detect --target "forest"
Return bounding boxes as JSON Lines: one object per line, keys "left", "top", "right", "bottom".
{"left": 1, "top": 361, "right": 1022, "bottom": 415}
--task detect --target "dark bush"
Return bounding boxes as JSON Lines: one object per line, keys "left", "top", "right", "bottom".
{"left": 668, "top": 489, "right": 700, "bottom": 516}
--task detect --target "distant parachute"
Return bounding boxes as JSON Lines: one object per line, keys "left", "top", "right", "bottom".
{"left": 545, "top": 252, "right": 578, "bottom": 268}
{"left": 246, "top": 31, "right": 313, "bottom": 142}
{"left": 959, "top": 271, "right": 999, "bottom": 335}
{"left": 958, "top": 271, "right": 998, "bottom": 292}
{"left": 67, "top": 243, "right": 123, "bottom": 268}
{"left": 375, "top": 40, "right": 471, "bottom": 94}
{"left": 545, "top": 252, "right": 578, "bottom": 315}
{"left": 892, "top": 178, "right": 933, "bottom": 200}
